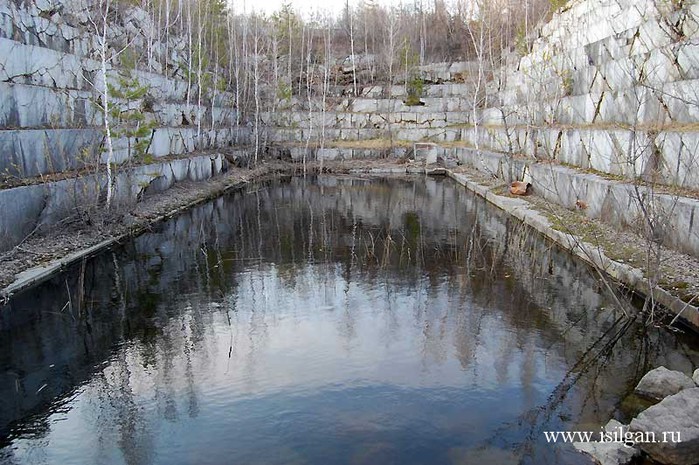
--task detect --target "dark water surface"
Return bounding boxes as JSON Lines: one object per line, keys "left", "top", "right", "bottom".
{"left": 0, "top": 176, "right": 697, "bottom": 465}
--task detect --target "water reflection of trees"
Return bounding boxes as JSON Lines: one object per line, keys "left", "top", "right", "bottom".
{"left": 0, "top": 175, "right": 697, "bottom": 464}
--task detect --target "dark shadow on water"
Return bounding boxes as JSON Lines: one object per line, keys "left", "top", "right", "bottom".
{"left": 0, "top": 175, "right": 697, "bottom": 465}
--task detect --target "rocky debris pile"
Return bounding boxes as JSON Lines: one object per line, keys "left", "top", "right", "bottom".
{"left": 574, "top": 366, "right": 699, "bottom": 465}
{"left": 417, "top": 61, "right": 480, "bottom": 83}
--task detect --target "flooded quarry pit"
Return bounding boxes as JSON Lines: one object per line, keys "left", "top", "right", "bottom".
{"left": 0, "top": 175, "right": 697, "bottom": 465}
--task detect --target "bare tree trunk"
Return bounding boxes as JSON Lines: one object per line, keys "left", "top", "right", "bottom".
{"left": 347, "top": 1, "right": 358, "bottom": 96}
{"left": 196, "top": 0, "right": 205, "bottom": 139}
{"left": 186, "top": 0, "right": 193, "bottom": 107}
{"left": 253, "top": 14, "right": 261, "bottom": 165}
{"left": 97, "top": 0, "right": 115, "bottom": 209}
{"left": 466, "top": 14, "right": 485, "bottom": 153}
{"left": 320, "top": 18, "right": 331, "bottom": 172}
{"left": 303, "top": 25, "right": 315, "bottom": 174}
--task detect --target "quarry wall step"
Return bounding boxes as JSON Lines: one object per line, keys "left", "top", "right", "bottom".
{"left": 0, "top": 126, "right": 251, "bottom": 179}
{"left": 0, "top": 81, "right": 239, "bottom": 130}
{"left": 450, "top": 145, "right": 699, "bottom": 258}
{"left": 0, "top": 153, "right": 228, "bottom": 253}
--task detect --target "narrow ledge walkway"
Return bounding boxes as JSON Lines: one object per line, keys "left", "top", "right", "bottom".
{"left": 442, "top": 165, "right": 699, "bottom": 332}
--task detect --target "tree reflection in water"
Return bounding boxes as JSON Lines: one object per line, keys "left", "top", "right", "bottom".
{"left": 0, "top": 175, "right": 697, "bottom": 465}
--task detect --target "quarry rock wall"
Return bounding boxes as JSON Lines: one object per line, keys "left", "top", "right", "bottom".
{"left": 0, "top": 0, "right": 250, "bottom": 251}
{"left": 259, "top": 0, "right": 699, "bottom": 262}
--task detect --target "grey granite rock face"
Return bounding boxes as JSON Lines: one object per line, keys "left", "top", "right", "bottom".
{"left": 0, "top": 184, "right": 47, "bottom": 252}
{"left": 0, "top": 128, "right": 103, "bottom": 178}
{"left": 629, "top": 388, "right": 699, "bottom": 465}
{"left": 0, "top": 0, "right": 249, "bottom": 256}
{"left": 634, "top": 366, "right": 696, "bottom": 401}
{"left": 0, "top": 154, "right": 227, "bottom": 252}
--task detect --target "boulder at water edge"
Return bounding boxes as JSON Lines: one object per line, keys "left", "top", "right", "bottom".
{"left": 634, "top": 366, "right": 695, "bottom": 401}
{"left": 573, "top": 419, "right": 640, "bottom": 465}
{"left": 629, "top": 387, "right": 699, "bottom": 465}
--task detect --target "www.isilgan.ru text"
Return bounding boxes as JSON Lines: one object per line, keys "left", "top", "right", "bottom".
{"left": 544, "top": 427, "right": 681, "bottom": 447}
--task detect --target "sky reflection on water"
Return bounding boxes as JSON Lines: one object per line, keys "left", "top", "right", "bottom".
{"left": 0, "top": 175, "right": 697, "bottom": 465}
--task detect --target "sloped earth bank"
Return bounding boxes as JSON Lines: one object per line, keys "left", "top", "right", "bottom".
{"left": 0, "top": 174, "right": 697, "bottom": 465}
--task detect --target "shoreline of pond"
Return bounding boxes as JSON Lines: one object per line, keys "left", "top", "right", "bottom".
{"left": 1, "top": 159, "right": 698, "bottom": 334}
